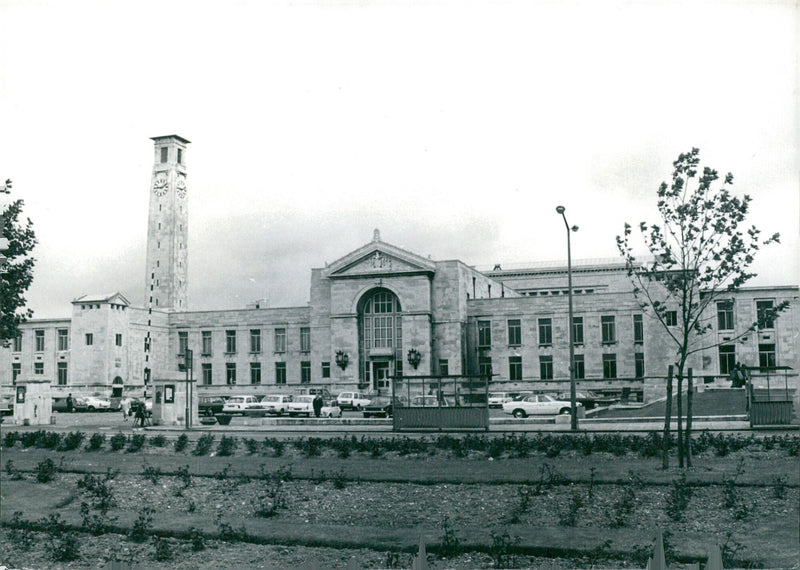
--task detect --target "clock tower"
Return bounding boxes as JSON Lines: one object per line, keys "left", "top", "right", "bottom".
{"left": 145, "top": 135, "right": 190, "bottom": 311}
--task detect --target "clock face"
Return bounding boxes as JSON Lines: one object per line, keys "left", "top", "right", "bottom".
{"left": 176, "top": 177, "right": 187, "bottom": 198}
{"left": 153, "top": 176, "right": 168, "bottom": 196}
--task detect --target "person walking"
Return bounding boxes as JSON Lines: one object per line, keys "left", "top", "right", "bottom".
{"left": 313, "top": 394, "right": 323, "bottom": 418}
{"left": 66, "top": 393, "right": 74, "bottom": 413}
{"left": 121, "top": 397, "right": 131, "bottom": 421}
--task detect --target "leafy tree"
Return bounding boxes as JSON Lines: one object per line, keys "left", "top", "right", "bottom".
{"left": 616, "top": 149, "right": 788, "bottom": 468}
{"left": 1, "top": 179, "right": 37, "bottom": 342}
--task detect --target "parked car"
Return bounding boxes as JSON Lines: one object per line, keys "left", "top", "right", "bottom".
{"left": 199, "top": 396, "right": 226, "bottom": 416}
{"left": 410, "top": 395, "right": 451, "bottom": 407}
{"left": 336, "top": 391, "right": 371, "bottom": 411}
{"left": 556, "top": 391, "right": 616, "bottom": 410}
{"left": 287, "top": 395, "right": 315, "bottom": 417}
{"left": 245, "top": 394, "right": 294, "bottom": 416}
{"left": 221, "top": 395, "right": 260, "bottom": 415}
{"left": 320, "top": 399, "right": 342, "bottom": 418}
{"left": 488, "top": 392, "right": 513, "bottom": 408}
{"left": 362, "top": 396, "right": 406, "bottom": 418}
{"left": 502, "top": 394, "right": 582, "bottom": 418}
{"left": 0, "top": 396, "right": 13, "bottom": 416}
{"left": 75, "top": 396, "right": 112, "bottom": 412}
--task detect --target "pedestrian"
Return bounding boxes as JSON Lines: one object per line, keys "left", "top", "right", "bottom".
{"left": 133, "top": 402, "right": 145, "bottom": 428}
{"left": 66, "top": 393, "right": 74, "bottom": 413}
{"left": 121, "top": 397, "right": 131, "bottom": 421}
{"left": 313, "top": 394, "right": 323, "bottom": 418}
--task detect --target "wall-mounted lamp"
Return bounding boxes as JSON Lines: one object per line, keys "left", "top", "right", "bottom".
{"left": 335, "top": 350, "right": 349, "bottom": 370}
{"left": 407, "top": 348, "right": 422, "bottom": 369}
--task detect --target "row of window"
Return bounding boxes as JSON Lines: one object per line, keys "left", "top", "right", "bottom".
{"left": 200, "top": 361, "right": 331, "bottom": 386}
{"left": 11, "top": 362, "right": 69, "bottom": 385}
{"left": 11, "top": 330, "right": 123, "bottom": 352}
{"left": 478, "top": 314, "right": 646, "bottom": 348}
{"left": 718, "top": 343, "right": 776, "bottom": 374}
{"left": 477, "top": 352, "right": 646, "bottom": 381}
{"left": 716, "top": 299, "right": 775, "bottom": 330}
{"left": 178, "top": 328, "right": 311, "bottom": 356}
{"left": 160, "top": 146, "right": 183, "bottom": 164}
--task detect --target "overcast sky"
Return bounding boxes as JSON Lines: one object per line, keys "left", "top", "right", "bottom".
{"left": 1, "top": 0, "right": 797, "bottom": 318}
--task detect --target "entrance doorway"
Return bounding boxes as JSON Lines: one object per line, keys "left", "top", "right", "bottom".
{"left": 373, "top": 361, "right": 391, "bottom": 392}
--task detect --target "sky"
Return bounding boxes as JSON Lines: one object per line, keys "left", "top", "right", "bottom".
{"left": 1, "top": 0, "right": 797, "bottom": 318}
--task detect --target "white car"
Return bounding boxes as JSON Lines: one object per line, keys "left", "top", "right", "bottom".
{"left": 221, "top": 395, "right": 260, "bottom": 415}
{"left": 287, "top": 395, "right": 315, "bottom": 417}
{"left": 336, "top": 391, "right": 371, "bottom": 411}
{"left": 488, "top": 392, "right": 513, "bottom": 408}
{"left": 253, "top": 394, "right": 294, "bottom": 416}
{"left": 502, "top": 394, "right": 582, "bottom": 418}
{"left": 320, "top": 400, "right": 342, "bottom": 418}
{"left": 81, "top": 396, "right": 112, "bottom": 412}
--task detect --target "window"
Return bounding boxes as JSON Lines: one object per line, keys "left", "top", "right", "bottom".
{"left": 573, "top": 354, "right": 585, "bottom": 379}
{"left": 478, "top": 356, "right": 492, "bottom": 378}
{"left": 178, "top": 331, "right": 188, "bottom": 355}
{"left": 601, "top": 316, "right": 616, "bottom": 344}
{"left": 602, "top": 354, "right": 617, "bottom": 379}
{"left": 572, "top": 317, "right": 583, "bottom": 345}
{"left": 160, "top": 147, "right": 168, "bottom": 162}
{"left": 665, "top": 311, "right": 678, "bottom": 327}
{"left": 756, "top": 300, "right": 775, "bottom": 329}
{"left": 250, "top": 329, "right": 261, "bottom": 353}
{"left": 373, "top": 316, "right": 393, "bottom": 348}
{"left": 717, "top": 301, "right": 734, "bottom": 331}
{"left": 35, "top": 329, "right": 44, "bottom": 352}
{"left": 250, "top": 362, "right": 261, "bottom": 385}
{"left": 321, "top": 362, "right": 331, "bottom": 378}
{"left": 85, "top": 333, "right": 93, "bottom": 346}
{"left": 507, "top": 319, "right": 522, "bottom": 347}
{"left": 275, "top": 362, "right": 286, "bottom": 385}
{"left": 477, "top": 320, "right": 491, "bottom": 349}
{"left": 202, "top": 363, "right": 212, "bottom": 385}
{"left": 57, "top": 362, "right": 68, "bottom": 385}
{"left": 635, "top": 352, "right": 645, "bottom": 379}
{"left": 758, "top": 344, "right": 776, "bottom": 369}
{"left": 301, "top": 361, "right": 311, "bottom": 384}
{"left": 225, "top": 330, "right": 236, "bottom": 354}
{"left": 274, "top": 328, "right": 286, "bottom": 353}
{"left": 633, "top": 314, "right": 644, "bottom": 344}
{"left": 33, "top": 362, "right": 44, "bottom": 375}
{"left": 538, "top": 318, "right": 552, "bottom": 346}
{"left": 539, "top": 355, "right": 553, "bottom": 380}
{"left": 509, "top": 356, "right": 522, "bottom": 381}
{"left": 58, "top": 329, "right": 69, "bottom": 351}
{"left": 202, "top": 331, "right": 212, "bottom": 355}
{"left": 226, "top": 363, "right": 236, "bottom": 385}
{"left": 439, "top": 359, "right": 449, "bottom": 376}
{"left": 116, "top": 333, "right": 123, "bottom": 347}
{"left": 177, "top": 148, "right": 183, "bottom": 164}
{"left": 12, "top": 363, "right": 21, "bottom": 383}
{"left": 300, "top": 327, "right": 311, "bottom": 352}
{"left": 718, "top": 344, "right": 735, "bottom": 375}
{"left": 12, "top": 335, "right": 22, "bottom": 352}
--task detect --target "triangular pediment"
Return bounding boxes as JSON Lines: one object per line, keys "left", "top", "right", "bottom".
{"left": 325, "top": 238, "right": 436, "bottom": 278}
{"left": 72, "top": 292, "right": 130, "bottom": 306}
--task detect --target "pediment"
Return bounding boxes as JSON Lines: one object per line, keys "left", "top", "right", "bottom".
{"left": 325, "top": 240, "right": 436, "bottom": 278}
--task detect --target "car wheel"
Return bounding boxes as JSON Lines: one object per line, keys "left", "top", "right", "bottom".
{"left": 512, "top": 409, "right": 526, "bottom": 418}
{"left": 87, "top": 406, "right": 95, "bottom": 412}
{"left": 559, "top": 408, "right": 571, "bottom": 415}
{"left": 356, "top": 405, "right": 363, "bottom": 411}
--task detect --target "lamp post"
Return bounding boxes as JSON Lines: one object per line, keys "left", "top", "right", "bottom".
{"left": 556, "top": 205, "right": 579, "bottom": 431}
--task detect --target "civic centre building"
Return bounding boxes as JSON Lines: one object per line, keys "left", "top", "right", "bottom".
{"left": 1, "top": 136, "right": 798, "bottom": 405}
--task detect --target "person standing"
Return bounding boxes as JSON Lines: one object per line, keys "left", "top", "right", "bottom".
{"left": 313, "top": 394, "right": 323, "bottom": 418}
{"left": 66, "top": 393, "right": 74, "bottom": 413}
{"left": 121, "top": 397, "right": 131, "bottom": 421}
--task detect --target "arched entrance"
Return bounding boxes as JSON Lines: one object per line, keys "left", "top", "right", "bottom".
{"left": 111, "top": 376, "right": 124, "bottom": 398}
{"left": 358, "top": 288, "right": 403, "bottom": 393}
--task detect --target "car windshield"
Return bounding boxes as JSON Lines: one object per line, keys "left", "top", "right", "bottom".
{"left": 263, "top": 396, "right": 281, "bottom": 402}
{"left": 296, "top": 396, "right": 314, "bottom": 403}
{"left": 227, "top": 397, "right": 245, "bottom": 403}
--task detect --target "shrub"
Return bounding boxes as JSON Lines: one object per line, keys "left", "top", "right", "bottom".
{"left": 149, "top": 434, "right": 167, "bottom": 447}
{"left": 49, "top": 533, "right": 80, "bottom": 562}
{"left": 20, "top": 430, "right": 41, "bottom": 447}
{"left": 217, "top": 435, "right": 237, "bottom": 456}
{"left": 110, "top": 433, "right": 127, "bottom": 451}
{"left": 175, "top": 464, "right": 192, "bottom": 488}
{"left": 142, "top": 464, "right": 161, "bottom": 485}
{"left": 773, "top": 476, "right": 787, "bottom": 499}
{"left": 174, "top": 433, "right": 189, "bottom": 452}
{"left": 58, "top": 431, "right": 85, "bottom": 451}
{"left": 271, "top": 439, "right": 285, "bottom": 457}
{"left": 7, "top": 511, "right": 35, "bottom": 550}
{"left": 5, "top": 459, "right": 23, "bottom": 480}
{"left": 3, "top": 431, "right": 18, "bottom": 448}
{"left": 244, "top": 438, "right": 260, "bottom": 454}
{"left": 129, "top": 506, "right": 154, "bottom": 542}
{"left": 609, "top": 486, "right": 636, "bottom": 528}
{"left": 488, "top": 530, "right": 520, "bottom": 569}
{"left": 36, "top": 458, "right": 58, "bottom": 483}
{"left": 86, "top": 433, "right": 105, "bottom": 451}
{"left": 193, "top": 434, "right": 215, "bottom": 456}
{"left": 152, "top": 536, "right": 173, "bottom": 561}
{"left": 558, "top": 487, "right": 584, "bottom": 526}
{"left": 127, "top": 434, "right": 146, "bottom": 452}
{"left": 332, "top": 469, "right": 347, "bottom": 490}
{"left": 77, "top": 470, "right": 118, "bottom": 512}
{"left": 188, "top": 526, "right": 205, "bottom": 551}
{"left": 38, "top": 431, "right": 62, "bottom": 449}
{"left": 217, "top": 517, "right": 248, "bottom": 541}
{"left": 665, "top": 473, "right": 693, "bottom": 521}
{"left": 439, "top": 515, "right": 461, "bottom": 558}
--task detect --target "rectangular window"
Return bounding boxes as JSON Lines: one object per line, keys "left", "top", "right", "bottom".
{"left": 202, "top": 363, "right": 212, "bottom": 385}
{"left": 602, "top": 354, "right": 617, "bottom": 379}
{"left": 301, "top": 361, "right": 311, "bottom": 384}
{"left": 274, "top": 328, "right": 286, "bottom": 353}
{"left": 633, "top": 314, "right": 644, "bottom": 344}
{"left": 439, "top": 359, "right": 449, "bottom": 376}
{"left": 719, "top": 344, "right": 736, "bottom": 375}
{"left": 635, "top": 352, "right": 645, "bottom": 379}
{"left": 538, "top": 318, "right": 552, "bottom": 346}
{"left": 12, "top": 363, "right": 21, "bottom": 383}
{"left": 250, "top": 362, "right": 261, "bottom": 385}
{"left": 665, "top": 310, "right": 678, "bottom": 327}
{"left": 573, "top": 354, "right": 585, "bottom": 380}
{"left": 509, "top": 356, "right": 522, "bottom": 381}
{"left": 35, "top": 329, "right": 45, "bottom": 352}
{"left": 572, "top": 317, "right": 583, "bottom": 345}
{"left": 601, "top": 316, "right": 616, "bottom": 344}
{"left": 115, "top": 333, "right": 123, "bottom": 347}
{"left": 225, "top": 330, "right": 236, "bottom": 354}
{"left": 226, "top": 363, "right": 236, "bottom": 385}
{"left": 275, "top": 362, "right": 286, "bottom": 385}
{"left": 507, "top": 319, "right": 522, "bottom": 347}
{"left": 177, "top": 148, "right": 183, "bottom": 164}
{"left": 477, "top": 320, "right": 491, "bottom": 349}
{"left": 202, "top": 331, "right": 212, "bottom": 355}
{"left": 85, "top": 333, "right": 93, "bottom": 346}
{"left": 717, "top": 301, "right": 734, "bottom": 331}
{"left": 160, "top": 146, "right": 168, "bottom": 162}
{"left": 250, "top": 329, "right": 261, "bottom": 353}
{"left": 478, "top": 356, "right": 492, "bottom": 378}
{"left": 300, "top": 327, "right": 311, "bottom": 352}
{"left": 373, "top": 316, "right": 393, "bottom": 348}
{"left": 539, "top": 355, "right": 553, "bottom": 380}
{"left": 321, "top": 362, "right": 331, "bottom": 378}
{"left": 12, "top": 335, "right": 22, "bottom": 352}
{"left": 756, "top": 300, "right": 775, "bottom": 329}
{"left": 58, "top": 329, "right": 69, "bottom": 351}
{"left": 178, "top": 331, "right": 188, "bottom": 355}
{"left": 758, "top": 343, "right": 776, "bottom": 369}
{"left": 57, "top": 362, "right": 68, "bottom": 385}
{"left": 34, "top": 362, "right": 44, "bottom": 375}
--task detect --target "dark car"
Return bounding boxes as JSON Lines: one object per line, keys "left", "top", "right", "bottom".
{"left": 198, "top": 396, "right": 226, "bottom": 417}
{"left": 556, "top": 391, "right": 616, "bottom": 410}
{"left": 362, "top": 396, "right": 406, "bottom": 418}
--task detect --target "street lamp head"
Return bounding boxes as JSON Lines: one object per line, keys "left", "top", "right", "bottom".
{"left": 556, "top": 205, "right": 566, "bottom": 214}
{"left": 571, "top": 225, "right": 579, "bottom": 232}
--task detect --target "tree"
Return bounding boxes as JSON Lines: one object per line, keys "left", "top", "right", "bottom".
{"left": 1, "top": 179, "right": 37, "bottom": 342}
{"left": 616, "top": 149, "right": 788, "bottom": 469}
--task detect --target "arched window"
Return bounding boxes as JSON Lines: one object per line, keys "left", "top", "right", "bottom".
{"left": 358, "top": 289, "right": 403, "bottom": 386}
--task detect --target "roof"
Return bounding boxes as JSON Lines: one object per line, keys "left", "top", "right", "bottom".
{"left": 72, "top": 292, "right": 130, "bottom": 305}
{"left": 150, "top": 135, "right": 191, "bottom": 145}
